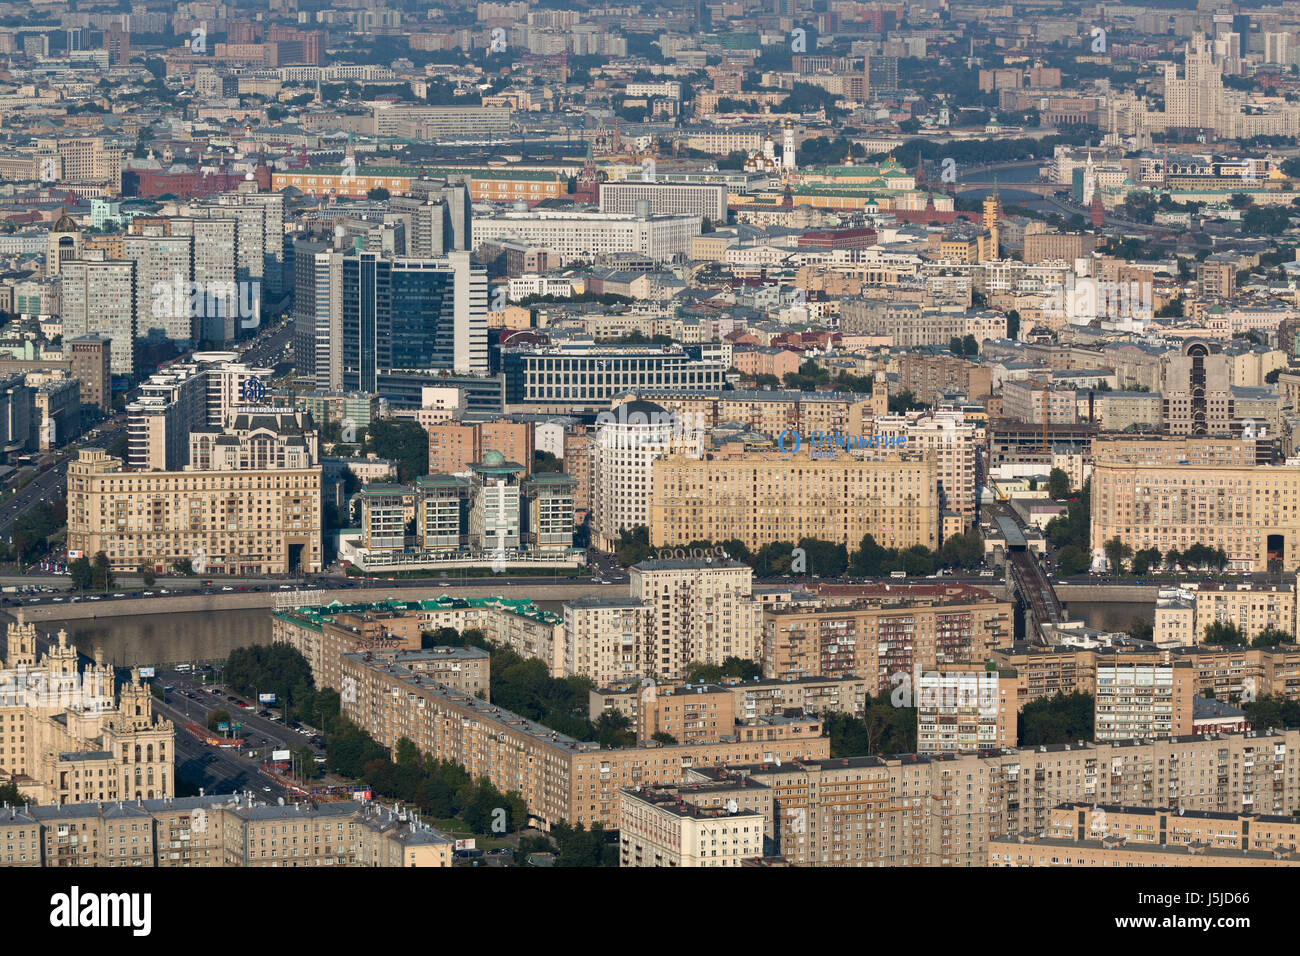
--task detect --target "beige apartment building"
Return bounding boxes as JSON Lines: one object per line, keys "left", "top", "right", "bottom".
{"left": 0, "top": 794, "right": 452, "bottom": 867}
{"left": 66, "top": 445, "right": 323, "bottom": 575}
{"left": 763, "top": 590, "right": 1014, "bottom": 689}
{"left": 562, "top": 561, "right": 762, "bottom": 684}
{"left": 619, "top": 785, "right": 767, "bottom": 866}
{"left": 649, "top": 449, "right": 940, "bottom": 553}
{"left": 1091, "top": 436, "right": 1298, "bottom": 571}
{"left": 563, "top": 597, "right": 655, "bottom": 685}
{"left": 630, "top": 559, "right": 763, "bottom": 680}
{"left": 994, "top": 642, "right": 1300, "bottom": 709}
{"left": 334, "top": 652, "right": 829, "bottom": 830}
{"left": 590, "top": 674, "right": 874, "bottom": 724}
{"left": 1022, "top": 232, "right": 1096, "bottom": 264}
{"left": 1154, "top": 580, "right": 1297, "bottom": 647}
{"left": 1091, "top": 390, "right": 1163, "bottom": 432}
{"left": 897, "top": 352, "right": 994, "bottom": 404}
{"left": 0, "top": 623, "right": 174, "bottom": 807}
{"left": 427, "top": 419, "right": 534, "bottom": 476}
{"left": 622, "top": 389, "right": 874, "bottom": 439}
{"left": 989, "top": 833, "right": 1300, "bottom": 867}
{"left": 1001, "top": 380, "right": 1078, "bottom": 425}
{"left": 868, "top": 410, "right": 982, "bottom": 528}
{"left": 700, "top": 728, "right": 1300, "bottom": 866}
{"left": 1052, "top": 803, "right": 1300, "bottom": 853}
{"left": 637, "top": 683, "right": 737, "bottom": 744}
{"left": 915, "top": 664, "right": 1018, "bottom": 754}
{"left": 1094, "top": 659, "right": 1195, "bottom": 742}
{"left": 272, "top": 596, "right": 552, "bottom": 676}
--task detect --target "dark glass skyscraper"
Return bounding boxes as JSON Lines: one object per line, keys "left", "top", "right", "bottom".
{"left": 341, "top": 251, "right": 487, "bottom": 395}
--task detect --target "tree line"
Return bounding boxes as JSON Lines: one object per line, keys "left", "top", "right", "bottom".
{"left": 614, "top": 528, "right": 986, "bottom": 578}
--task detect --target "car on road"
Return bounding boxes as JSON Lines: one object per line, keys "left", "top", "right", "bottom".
{"left": 262, "top": 786, "right": 272, "bottom": 793}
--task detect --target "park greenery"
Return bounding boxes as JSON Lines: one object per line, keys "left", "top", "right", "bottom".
{"left": 1018, "top": 692, "right": 1095, "bottom": 747}
{"left": 613, "top": 527, "right": 985, "bottom": 578}
{"left": 823, "top": 697, "right": 916, "bottom": 757}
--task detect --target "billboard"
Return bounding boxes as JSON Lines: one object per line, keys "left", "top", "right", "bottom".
{"left": 138, "top": 667, "right": 156, "bottom": 678}
{"left": 217, "top": 722, "right": 229, "bottom": 731}
{"left": 271, "top": 749, "right": 291, "bottom": 762}
{"left": 455, "top": 839, "right": 476, "bottom": 851}
{"left": 258, "top": 693, "right": 277, "bottom": 704}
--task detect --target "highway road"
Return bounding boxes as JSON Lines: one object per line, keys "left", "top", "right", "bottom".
{"left": 0, "top": 417, "right": 125, "bottom": 541}
{"left": 155, "top": 666, "right": 325, "bottom": 801}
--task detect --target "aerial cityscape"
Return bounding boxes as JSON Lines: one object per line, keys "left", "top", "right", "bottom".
{"left": 0, "top": 0, "right": 1292, "bottom": 907}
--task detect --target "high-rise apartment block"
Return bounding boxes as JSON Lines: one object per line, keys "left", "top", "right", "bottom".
{"left": 67, "top": 335, "right": 112, "bottom": 413}
{"left": 125, "top": 354, "right": 272, "bottom": 471}
{"left": 762, "top": 587, "right": 1015, "bottom": 688}
{"left": 1093, "top": 658, "right": 1195, "bottom": 742}
{"left": 60, "top": 260, "right": 137, "bottom": 376}
{"left": 427, "top": 418, "right": 534, "bottom": 475}
{"left": 916, "top": 664, "right": 1018, "bottom": 754}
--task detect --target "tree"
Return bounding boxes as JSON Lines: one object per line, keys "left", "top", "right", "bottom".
{"left": 1018, "top": 692, "right": 1095, "bottom": 746}
{"left": 1045, "top": 478, "right": 1090, "bottom": 552}
{"left": 534, "top": 450, "right": 563, "bottom": 473}
{"left": 69, "top": 557, "right": 94, "bottom": 591}
{"left": 1130, "top": 547, "right": 1163, "bottom": 576}
{"left": 206, "top": 708, "right": 231, "bottom": 732}
{"left": 1006, "top": 309, "right": 1021, "bottom": 340}
{"left": 552, "top": 822, "right": 616, "bottom": 866}
{"left": 0, "top": 781, "right": 28, "bottom": 805}
{"left": 651, "top": 731, "right": 677, "bottom": 745}
{"left": 1203, "top": 620, "right": 1247, "bottom": 646}
{"left": 822, "top": 697, "right": 916, "bottom": 756}
{"left": 938, "top": 532, "right": 983, "bottom": 570}
{"left": 948, "top": 336, "right": 964, "bottom": 355}
{"left": 366, "top": 419, "right": 430, "bottom": 482}
{"left": 1103, "top": 536, "right": 1132, "bottom": 574}
{"left": 685, "top": 657, "right": 761, "bottom": 682}
{"left": 1253, "top": 627, "right": 1293, "bottom": 648}
{"left": 1056, "top": 545, "right": 1089, "bottom": 576}
{"left": 172, "top": 558, "right": 193, "bottom": 575}
{"left": 1128, "top": 616, "right": 1154, "bottom": 643}
{"left": 1047, "top": 468, "right": 1071, "bottom": 500}
{"left": 296, "top": 745, "right": 320, "bottom": 779}
{"left": 962, "top": 334, "right": 979, "bottom": 356}
{"left": 367, "top": 187, "right": 390, "bottom": 201}
{"left": 139, "top": 565, "right": 156, "bottom": 586}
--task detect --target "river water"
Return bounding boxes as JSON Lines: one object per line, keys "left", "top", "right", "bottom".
{"left": 25, "top": 601, "right": 570, "bottom": 667}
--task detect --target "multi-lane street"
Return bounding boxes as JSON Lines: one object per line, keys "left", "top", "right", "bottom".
{"left": 153, "top": 665, "right": 326, "bottom": 801}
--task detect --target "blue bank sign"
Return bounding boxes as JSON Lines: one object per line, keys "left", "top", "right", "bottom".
{"left": 778, "top": 430, "right": 908, "bottom": 458}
